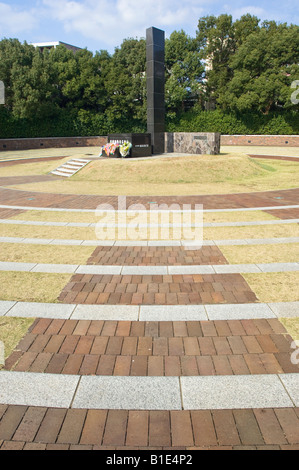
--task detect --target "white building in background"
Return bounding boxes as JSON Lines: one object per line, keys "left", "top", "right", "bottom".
{"left": 31, "top": 41, "right": 82, "bottom": 53}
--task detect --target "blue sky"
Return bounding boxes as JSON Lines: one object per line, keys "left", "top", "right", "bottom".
{"left": 0, "top": 0, "right": 298, "bottom": 54}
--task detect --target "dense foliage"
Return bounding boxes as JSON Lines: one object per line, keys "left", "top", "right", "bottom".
{"left": 0, "top": 14, "right": 298, "bottom": 138}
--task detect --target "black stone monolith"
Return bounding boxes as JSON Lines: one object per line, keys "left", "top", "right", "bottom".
{"left": 146, "top": 27, "right": 165, "bottom": 154}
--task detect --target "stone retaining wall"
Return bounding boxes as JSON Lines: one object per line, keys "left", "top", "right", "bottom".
{"left": 221, "top": 135, "right": 299, "bottom": 146}
{"left": 1, "top": 133, "right": 298, "bottom": 152}
{"left": 0, "top": 136, "right": 107, "bottom": 151}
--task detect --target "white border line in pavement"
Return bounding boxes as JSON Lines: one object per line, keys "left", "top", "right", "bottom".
{"left": 1, "top": 203, "right": 299, "bottom": 213}
{"left": 0, "top": 371, "right": 297, "bottom": 410}
{"left": 0, "top": 261, "right": 298, "bottom": 274}
{"left": 1, "top": 218, "right": 299, "bottom": 227}
{"left": 0, "top": 236, "right": 299, "bottom": 246}
{"left": 1, "top": 301, "right": 298, "bottom": 320}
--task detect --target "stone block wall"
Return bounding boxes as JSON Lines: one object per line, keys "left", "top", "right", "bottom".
{"left": 0, "top": 136, "right": 107, "bottom": 151}
{"left": 221, "top": 135, "right": 299, "bottom": 146}
{"left": 165, "top": 132, "right": 221, "bottom": 155}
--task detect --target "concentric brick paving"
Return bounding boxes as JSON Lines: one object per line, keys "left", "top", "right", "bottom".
{"left": 1, "top": 405, "right": 299, "bottom": 450}
{"left": 4, "top": 318, "right": 299, "bottom": 377}
{"left": 0, "top": 209, "right": 26, "bottom": 219}
{"left": 86, "top": 246, "right": 228, "bottom": 266}
{"left": 1, "top": 186, "right": 299, "bottom": 210}
{"left": 0, "top": 159, "right": 299, "bottom": 451}
{"left": 264, "top": 208, "right": 299, "bottom": 220}
{"left": 58, "top": 273, "right": 258, "bottom": 305}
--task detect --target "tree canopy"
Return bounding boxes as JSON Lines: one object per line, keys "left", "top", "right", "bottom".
{"left": 0, "top": 14, "right": 298, "bottom": 133}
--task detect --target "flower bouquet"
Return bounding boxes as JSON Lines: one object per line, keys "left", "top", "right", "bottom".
{"left": 119, "top": 141, "right": 132, "bottom": 157}
{"left": 100, "top": 141, "right": 132, "bottom": 158}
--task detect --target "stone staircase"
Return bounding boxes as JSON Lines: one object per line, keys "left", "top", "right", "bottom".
{"left": 51, "top": 158, "right": 91, "bottom": 177}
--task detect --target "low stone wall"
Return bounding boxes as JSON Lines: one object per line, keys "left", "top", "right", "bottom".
{"left": 165, "top": 132, "right": 221, "bottom": 155}
{"left": 0, "top": 136, "right": 107, "bottom": 151}
{"left": 221, "top": 135, "right": 299, "bottom": 147}
{"left": 1, "top": 133, "right": 298, "bottom": 152}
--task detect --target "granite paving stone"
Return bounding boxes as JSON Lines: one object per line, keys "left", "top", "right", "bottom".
{"left": 72, "top": 376, "right": 182, "bottom": 410}
{"left": 180, "top": 375, "right": 296, "bottom": 410}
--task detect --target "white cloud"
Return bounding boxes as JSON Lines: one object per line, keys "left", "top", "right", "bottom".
{"left": 0, "top": 2, "right": 38, "bottom": 34}
{"left": 231, "top": 5, "right": 266, "bottom": 19}
{"left": 42, "top": 0, "right": 205, "bottom": 47}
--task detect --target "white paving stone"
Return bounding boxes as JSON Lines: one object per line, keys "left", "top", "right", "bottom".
{"left": 180, "top": 375, "right": 295, "bottom": 410}
{"left": 121, "top": 266, "right": 168, "bottom": 275}
{"left": 51, "top": 239, "right": 84, "bottom": 245}
{"left": 22, "top": 238, "right": 54, "bottom": 245}
{"left": 279, "top": 374, "right": 299, "bottom": 407}
{"left": 256, "top": 262, "right": 299, "bottom": 272}
{"left": 205, "top": 303, "right": 275, "bottom": 320}
{"left": 0, "top": 236, "right": 298, "bottom": 247}
{"left": 139, "top": 305, "right": 207, "bottom": 321}
{"left": 0, "top": 371, "right": 79, "bottom": 408}
{"left": 31, "top": 263, "right": 78, "bottom": 273}
{"left": 82, "top": 240, "right": 114, "bottom": 246}
{"left": 215, "top": 239, "right": 249, "bottom": 245}
{"left": 6, "top": 302, "right": 76, "bottom": 319}
{"left": 72, "top": 376, "right": 182, "bottom": 410}
{"left": 0, "top": 301, "right": 16, "bottom": 316}
{"left": 213, "top": 264, "right": 262, "bottom": 273}
{"left": 0, "top": 261, "right": 37, "bottom": 272}
{"left": 71, "top": 304, "right": 139, "bottom": 321}
{"left": 75, "top": 265, "right": 122, "bottom": 275}
{"left": 168, "top": 265, "right": 215, "bottom": 274}
{"left": 268, "top": 302, "right": 299, "bottom": 318}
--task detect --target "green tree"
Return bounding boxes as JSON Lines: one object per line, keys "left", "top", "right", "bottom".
{"left": 220, "top": 22, "right": 299, "bottom": 113}
{"left": 0, "top": 38, "right": 35, "bottom": 113}
{"left": 165, "top": 30, "right": 204, "bottom": 116}
{"left": 197, "top": 14, "right": 261, "bottom": 107}
{"left": 48, "top": 46, "right": 110, "bottom": 113}
{"left": 104, "top": 38, "right": 147, "bottom": 127}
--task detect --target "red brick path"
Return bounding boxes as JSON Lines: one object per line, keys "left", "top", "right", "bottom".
{"left": 1, "top": 405, "right": 299, "bottom": 450}
{"left": 4, "top": 318, "right": 299, "bottom": 377}
{"left": 0, "top": 186, "right": 299, "bottom": 210}
{"left": 58, "top": 273, "right": 258, "bottom": 306}
{"left": 86, "top": 246, "right": 228, "bottom": 266}
{"left": 2, "top": 318, "right": 299, "bottom": 450}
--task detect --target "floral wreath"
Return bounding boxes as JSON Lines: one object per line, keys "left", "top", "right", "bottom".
{"left": 100, "top": 141, "right": 132, "bottom": 158}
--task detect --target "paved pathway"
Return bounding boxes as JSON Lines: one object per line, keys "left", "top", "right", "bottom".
{"left": 0, "top": 154, "right": 298, "bottom": 450}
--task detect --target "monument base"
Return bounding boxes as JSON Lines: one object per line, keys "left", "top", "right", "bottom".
{"left": 108, "top": 133, "right": 152, "bottom": 158}
{"left": 165, "top": 132, "right": 221, "bottom": 155}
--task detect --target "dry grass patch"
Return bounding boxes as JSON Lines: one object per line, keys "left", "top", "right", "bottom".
{"left": 0, "top": 243, "right": 94, "bottom": 264}
{"left": 0, "top": 157, "right": 71, "bottom": 177}
{"left": 0, "top": 317, "right": 35, "bottom": 363}
{"left": 6, "top": 154, "right": 299, "bottom": 196}
{"left": 0, "top": 272, "right": 72, "bottom": 303}
{"left": 203, "top": 210, "right": 279, "bottom": 223}
{"left": 1, "top": 221, "right": 299, "bottom": 242}
{"left": 280, "top": 318, "right": 299, "bottom": 342}
{"left": 0, "top": 223, "right": 96, "bottom": 240}
{"left": 243, "top": 272, "right": 299, "bottom": 303}
{"left": 204, "top": 223, "right": 299, "bottom": 241}
{"left": 221, "top": 243, "right": 299, "bottom": 264}
{"left": 12, "top": 210, "right": 98, "bottom": 224}
{"left": 11, "top": 209, "right": 279, "bottom": 224}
